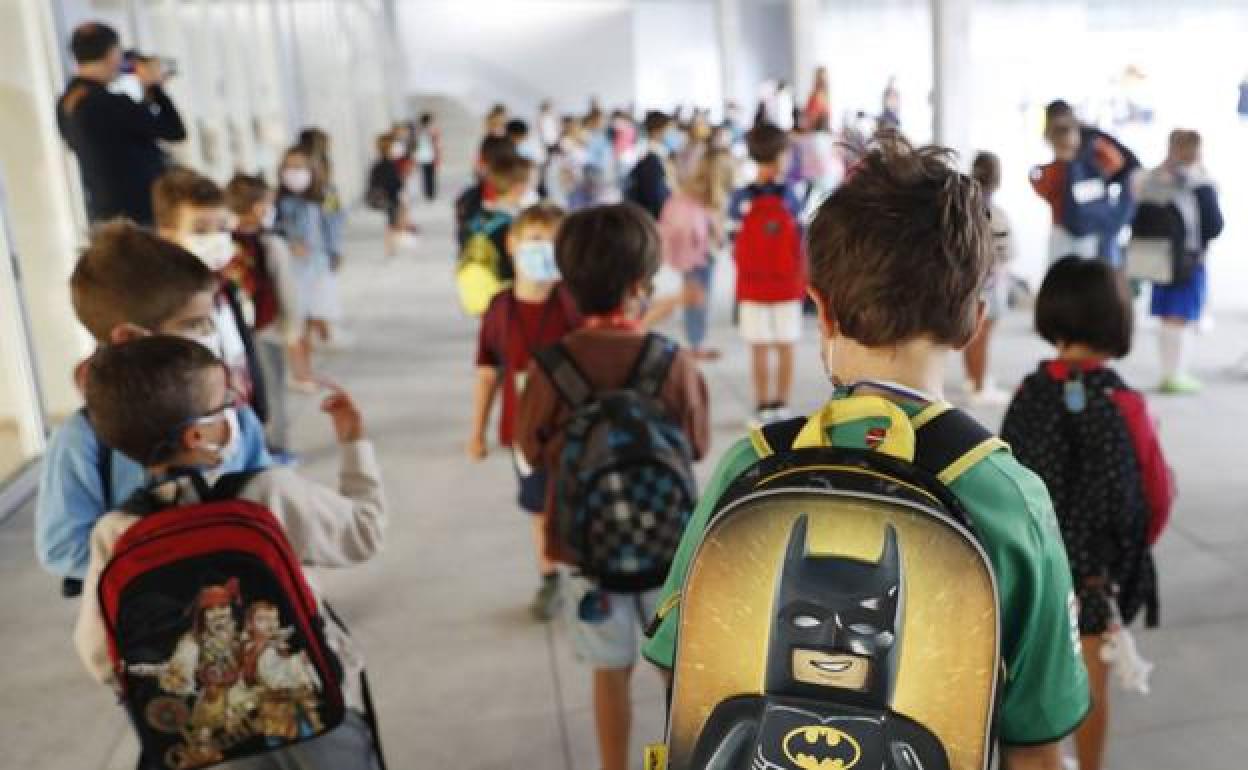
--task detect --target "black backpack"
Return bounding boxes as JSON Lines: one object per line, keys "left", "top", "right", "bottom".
{"left": 536, "top": 334, "right": 696, "bottom": 592}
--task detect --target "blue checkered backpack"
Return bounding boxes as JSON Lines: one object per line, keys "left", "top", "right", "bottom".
{"left": 536, "top": 333, "right": 696, "bottom": 592}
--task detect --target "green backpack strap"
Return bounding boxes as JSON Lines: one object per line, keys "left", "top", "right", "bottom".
{"left": 748, "top": 400, "right": 1006, "bottom": 485}
{"left": 911, "top": 403, "right": 1009, "bottom": 485}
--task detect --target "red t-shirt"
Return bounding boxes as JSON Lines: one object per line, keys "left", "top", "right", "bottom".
{"left": 475, "top": 287, "right": 580, "bottom": 446}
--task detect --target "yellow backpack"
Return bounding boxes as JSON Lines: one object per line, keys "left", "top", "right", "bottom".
{"left": 455, "top": 211, "right": 511, "bottom": 316}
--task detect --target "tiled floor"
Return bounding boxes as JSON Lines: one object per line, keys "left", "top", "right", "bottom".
{"left": 2, "top": 203, "right": 1246, "bottom": 769}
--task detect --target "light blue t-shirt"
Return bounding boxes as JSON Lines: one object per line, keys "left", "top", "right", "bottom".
{"left": 35, "top": 406, "right": 272, "bottom": 579}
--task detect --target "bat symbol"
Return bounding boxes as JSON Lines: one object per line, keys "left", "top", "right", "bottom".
{"left": 782, "top": 725, "right": 862, "bottom": 770}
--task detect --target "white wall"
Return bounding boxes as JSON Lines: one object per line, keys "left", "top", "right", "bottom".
{"left": 632, "top": 0, "right": 722, "bottom": 113}
{"left": 399, "top": 0, "right": 636, "bottom": 119}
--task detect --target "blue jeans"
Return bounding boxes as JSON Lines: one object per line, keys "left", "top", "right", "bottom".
{"left": 683, "top": 262, "right": 713, "bottom": 350}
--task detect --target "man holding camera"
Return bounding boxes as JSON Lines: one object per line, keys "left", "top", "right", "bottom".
{"left": 56, "top": 22, "right": 186, "bottom": 225}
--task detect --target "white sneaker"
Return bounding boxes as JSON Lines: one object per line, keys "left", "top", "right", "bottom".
{"left": 967, "top": 384, "right": 1011, "bottom": 406}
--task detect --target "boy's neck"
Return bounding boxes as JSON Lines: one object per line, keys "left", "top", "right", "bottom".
{"left": 234, "top": 220, "right": 260, "bottom": 235}
{"left": 827, "top": 336, "right": 948, "bottom": 400}
{"left": 513, "top": 278, "right": 553, "bottom": 303}
{"left": 1056, "top": 343, "right": 1106, "bottom": 362}
{"left": 755, "top": 165, "right": 780, "bottom": 184}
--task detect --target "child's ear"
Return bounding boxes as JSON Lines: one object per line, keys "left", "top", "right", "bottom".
{"left": 109, "top": 323, "right": 150, "bottom": 345}
{"left": 807, "top": 288, "right": 837, "bottom": 339}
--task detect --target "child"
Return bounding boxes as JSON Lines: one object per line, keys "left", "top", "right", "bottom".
{"left": 516, "top": 204, "right": 709, "bottom": 770}
{"left": 73, "top": 335, "right": 385, "bottom": 770}
{"left": 730, "top": 122, "right": 805, "bottom": 426}
{"left": 962, "top": 151, "right": 1016, "bottom": 405}
{"left": 467, "top": 204, "right": 579, "bottom": 621}
{"left": 367, "top": 131, "right": 408, "bottom": 260}
{"left": 224, "top": 172, "right": 303, "bottom": 462}
{"left": 1138, "top": 129, "right": 1223, "bottom": 394}
{"left": 1002, "top": 256, "right": 1167, "bottom": 770}
{"left": 153, "top": 167, "right": 266, "bottom": 420}
{"left": 277, "top": 145, "right": 339, "bottom": 388}
{"left": 297, "top": 127, "right": 348, "bottom": 273}
{"left": 624, "top": 110, "right": 675, "bottom": 220}
{"left": 415, "top": 112, "right": 441, "bottom": 202}
{"left": 644, "top": 139, "right": 1091, "bottom": 770}
{"left": 658, "top": 147, "right": 732, "bottom": 360}
{"left": 456, "top": 135, "right": 518, "bottom": 249}
{"left": 35, "top": 222, "right": 271, "bottom": 588}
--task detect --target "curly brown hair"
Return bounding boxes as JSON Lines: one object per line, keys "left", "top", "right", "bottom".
{"left": 807, "top": 136, "right": 993, "bottom": 348}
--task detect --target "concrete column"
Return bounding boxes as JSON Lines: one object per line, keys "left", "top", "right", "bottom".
{"left": 789, "top": 0, "right": 819, "bottom": 108}
{"left": 931, "top": 0, "right": 973, "bottom": 159}
{"left": 714, "top": 0, "right": 742, "bottom": 112}
{"left": 0, "top": 0, "right": 93, "bottom": 425}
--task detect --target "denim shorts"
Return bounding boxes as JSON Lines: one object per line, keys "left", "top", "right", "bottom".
{"left": 562, "top": 575, "right": 662, "bottom": 670}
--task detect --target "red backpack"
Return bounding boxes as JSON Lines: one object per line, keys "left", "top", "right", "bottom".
{"left": 1110, "top": 389, "right": 1176, "bottom": 545}
{"left": 98, "top": 472, "right": 346, "bottom": 770}
{"left": 733, "top": 187, "right": 805, "bottom": 302}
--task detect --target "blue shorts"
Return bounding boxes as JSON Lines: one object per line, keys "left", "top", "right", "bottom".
{"left": 513, "top": 449, "right": 548, "bottom": 514}
{"left": 562, "top": 575, "right": 661, "bottom": 670}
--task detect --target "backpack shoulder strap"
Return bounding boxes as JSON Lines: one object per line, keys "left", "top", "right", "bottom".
{"left": 208, "top": 469, "right": 265, "bottom": 502}
{"left": 625, "top": 333, "right": 677, "bottom": 398}
{"left": 912, "top": 403, "right": 1008, "bottom": 485}
{"left": 748, "top": 418, "right": 807, "bottom": 458}
{"left": 534, "top": 342, "right": 593, "bottom": 408}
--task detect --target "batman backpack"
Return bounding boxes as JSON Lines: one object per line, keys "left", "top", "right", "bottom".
{"left": 651, "top": 396, "right": 1004, "bottom": 770}
{"left": 535, "top": 333, "right": 696, "bottom": 593}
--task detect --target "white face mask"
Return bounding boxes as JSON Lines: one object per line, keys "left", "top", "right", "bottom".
{"left": 514, "top": 241, "right": 559, "bottom": 283}
{"left": 186, "top": 329, "right": 223, "bottom": 358}
{"left": 196, "top": 406, "right": 242, "bottom": 470}
{"left": 282, "top": 168, "right": 312, "bottom": 194}
{"left": 260, "top": 205, "right": 277, "bottom": 230}
{"left": 388, "top": 143, "right": 407, "bottom": 161}
{"left": 183, "top": 232, "right": 236, "bottom": 272}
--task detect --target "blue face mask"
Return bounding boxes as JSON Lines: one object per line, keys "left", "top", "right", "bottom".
{"left": 514, "top": 241, "right": 559, "bottom": 283}
{"left": 663, "top": 128, "right": 687, "bottom": 153}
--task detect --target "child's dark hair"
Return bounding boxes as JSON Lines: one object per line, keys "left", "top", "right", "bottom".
{"left": 488, "top": 154, "right": 534, "bottom": 196}
{"left": 642, "top": 110, "right": 672, "bottom": 138}
{"left": 1035, "top": 256, "right": 1133, "bottom": 357}
{"left": 555, "top": 203, "right": 659, "bottom": 315}
{"left": 224, "top": 173, "right": 270, "bottom": 216}
{"left": 971, "top": 151, "right": 1001, "bottom": 194}
{"left": 70, "top": 22, "right": 119, "bottom": 64}
{"left": 71, "top": 221, "right": 217, "bottom": 342}
{"left": 505, "top": 119, "right": 530, "bottom": 141}
{"left": 152, "top": 167, "right": 225, "bottom": 229}
{"left": 746, "top": 123, "right": 789, "bottom": 164}
{"left": 479, "top": 135, "right": 516, "bottom": 167}
{"left": 806, "top": 135, "right": 992, "bottom": 348}
{"left": 84, "top": 335, "right": 224, "bottom": 465}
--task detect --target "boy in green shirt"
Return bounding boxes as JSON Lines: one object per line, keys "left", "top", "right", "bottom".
{"left": 643, "top": 140, "right": 1090, "bottom": 769}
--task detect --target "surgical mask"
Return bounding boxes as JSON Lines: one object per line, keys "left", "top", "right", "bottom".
{"left": 186, "top": 329, "right": 223, "bottom": 358}
{"left": 183, "top": 232, "right": 236, "bottom": 272}
{"left": 514, "top": 241, "right": 559, "bottom": 283}
{"left": 260, "top": 205, "right": 277, "bottom": 230}
{"left": 663, "top": 129, "right": 687, "bottom": 154}
{"left": 520, "top": 188, "right": 540, "bottom": 207}
{"left": 282, "top": 168, "right": 312, "bottom": 194}
{"left": 196, "top": 407, "right": 242, "bottom": 469}
{"left": 388, "top": 143, "right": 407, "bottom": 161}
{"left": 110, "top": 73, "right": 145, "bottom": 103}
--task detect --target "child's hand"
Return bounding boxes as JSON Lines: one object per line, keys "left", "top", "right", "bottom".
{"left": 467, "top": 434, "right": 488, "bottom": 461}
{"left": 682, "top": 280, "right": 707, "bottom": 308}
{"left": 291, "top": 242, "right": 309, "bottom": 258}
{"left": 321, "top": 386, "right": 363, "bottom": 443}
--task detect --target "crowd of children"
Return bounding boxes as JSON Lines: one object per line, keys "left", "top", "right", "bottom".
{"left": 34, "top": 55, "right": 1205, "bottom": 768}
{"left": 453, "top": 91, "right": 1191, "bottom": 770}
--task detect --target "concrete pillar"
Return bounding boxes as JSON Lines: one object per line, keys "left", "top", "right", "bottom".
{"left": 931, "top": 0, "right": 973, "bottom": 159}
{"left": 714, "top": 0, "right": 742, "bottom": 112}
{"left": 789, "top": 0, "right": 819, "bottom": 110}
{"left": 0, "top": 0, "right": 93, "bottom": 429}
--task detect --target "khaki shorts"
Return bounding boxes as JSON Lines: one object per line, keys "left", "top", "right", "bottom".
{"left": 738, "top": 300, "right": 803, "bottom": 345}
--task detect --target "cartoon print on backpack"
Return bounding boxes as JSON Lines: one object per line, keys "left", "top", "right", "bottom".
{"left": 691, "top": 517, "right": 948, "bottom": 770}
{"left": 127, "top": 578, "right": 326, "bottom": 769}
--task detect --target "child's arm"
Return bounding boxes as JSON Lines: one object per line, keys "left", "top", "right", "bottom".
{"left": 259, "top": 388, "right": 387, "bottom": 567}
{"left": 468, "top": 366, "right": 500, "bottom": 460}
{"left": 262, "top": 235, "right": 305, "bottom": 346}
{"left": 73, "top": 514, "right": 130, "bottom": 685}
{"left": 35, "top": 415, "right": 110, "bottom": 579}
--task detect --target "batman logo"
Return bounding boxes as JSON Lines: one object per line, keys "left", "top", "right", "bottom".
{"left": 781, "top": 725, "right": 861, "bottom": 770}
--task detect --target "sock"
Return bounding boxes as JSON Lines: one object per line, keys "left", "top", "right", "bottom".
{"left": 1159, "top": 324, "right": 1183, "bottom": 380}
